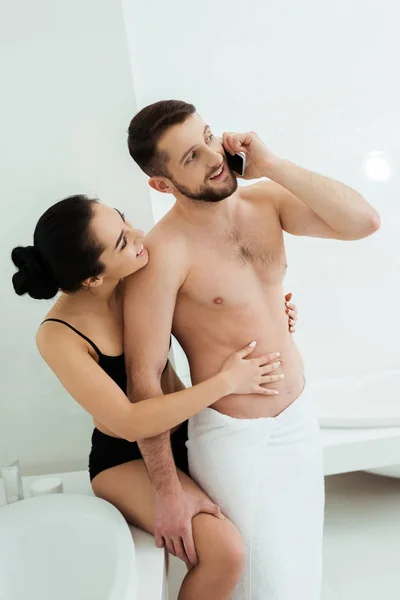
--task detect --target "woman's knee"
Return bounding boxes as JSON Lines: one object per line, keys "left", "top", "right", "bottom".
{"left": 193, "top": 514, "right": 245, "bottom": 578}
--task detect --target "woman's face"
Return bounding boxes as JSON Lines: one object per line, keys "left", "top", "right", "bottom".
{"left": 90, "top": 202, "right": 148, "bottom": 281}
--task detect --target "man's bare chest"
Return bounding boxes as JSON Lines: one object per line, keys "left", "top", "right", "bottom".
{"left": 181, "top": 218, "right": 287, "bottom": 310}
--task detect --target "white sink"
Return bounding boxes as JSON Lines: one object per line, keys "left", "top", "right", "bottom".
{"left": 0, "top": 493, "right": 136, "bottom": 600}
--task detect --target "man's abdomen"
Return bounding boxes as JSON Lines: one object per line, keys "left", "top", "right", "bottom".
{"left": 178, "top": 300, "right": 306, "bottom": 419}
{"left": 210, "top": 341, "right": 305, "bottom": 418}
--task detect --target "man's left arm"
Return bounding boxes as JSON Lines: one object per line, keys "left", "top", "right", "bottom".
{"left": 264, "top": 159, "right": 380, "bottom": 240}
{"left": 223, "top": 131, "right": 380, "bottom": 240}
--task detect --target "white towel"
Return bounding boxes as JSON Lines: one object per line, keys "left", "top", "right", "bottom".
{"left": 187, "top": 385, "right": 325, "bottom": 600}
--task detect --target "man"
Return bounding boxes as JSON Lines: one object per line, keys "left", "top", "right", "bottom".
{"left": 124, "top": 100, "right": 380, "bottom": 599}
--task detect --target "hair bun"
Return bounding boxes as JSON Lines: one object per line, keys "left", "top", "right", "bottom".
{"left": 11, "top": 245, "right": 59, "bottom": 300}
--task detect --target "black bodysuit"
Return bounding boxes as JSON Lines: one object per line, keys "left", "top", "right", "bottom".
{"left": 41, "top": 319, "right": 189, "bottom": 481}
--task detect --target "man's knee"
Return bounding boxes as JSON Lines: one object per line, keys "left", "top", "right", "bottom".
{"left": 193, "top": 514, "right": 245, "bottom": 578}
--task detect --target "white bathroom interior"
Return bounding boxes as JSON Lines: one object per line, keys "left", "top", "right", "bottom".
{"left": 1, "top": 0, "right": 399, "bottom": 599}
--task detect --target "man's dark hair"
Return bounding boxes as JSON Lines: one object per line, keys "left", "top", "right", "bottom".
{"left": 127, "top": 100, "right": 196, "bottom": 177}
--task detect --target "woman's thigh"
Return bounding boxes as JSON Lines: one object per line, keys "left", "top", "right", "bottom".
{"left": 91, "top": 460, "right": 243, "bottom": 558}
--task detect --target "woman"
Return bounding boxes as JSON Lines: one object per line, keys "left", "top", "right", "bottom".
{"left": 12, "top": 195, "right": 298, "bottom": 600}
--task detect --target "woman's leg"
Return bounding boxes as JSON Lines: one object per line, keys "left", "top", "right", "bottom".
{"left": 91, "top": 460, "right": 245, "bottom": 600}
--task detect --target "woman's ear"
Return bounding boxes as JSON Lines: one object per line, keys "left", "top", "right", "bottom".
{"left": 82, "top": 275, "right": 104, "bottom": 290}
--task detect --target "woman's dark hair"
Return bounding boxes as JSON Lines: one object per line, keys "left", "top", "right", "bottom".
{"left": 127, "top": 99, "right": 196, "bottom": 177}
{"left": 11, "top": 195, "right": 105, "bottom": 300}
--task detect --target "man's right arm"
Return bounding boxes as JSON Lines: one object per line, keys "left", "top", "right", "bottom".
{"left": 123, "top": 230, "right": 186, "bottom": 495}
{"left": 123, "top": 230, "right": 207, "bottom": 563}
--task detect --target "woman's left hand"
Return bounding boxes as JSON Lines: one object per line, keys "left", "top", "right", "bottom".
{"left": 285, "top": 293, "right": 298, "bottom": 333}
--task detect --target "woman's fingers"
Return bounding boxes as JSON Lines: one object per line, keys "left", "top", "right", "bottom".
{"left": 261, "top": 372, "right": 284, "bottom": 382}
{"left": 256, "top": 352, "right": 280, "bottom": 366}
{"left": 256, "top": 385, "right": 279, "bottom": 395}
{"left": 261, "top": 372, "right": 285, "bottom": 383}
{"left": 236, "top": 341, "right": 257, "bottom": 359}
{"left": 257, "top": 359, "right": 281, "bottom": 372}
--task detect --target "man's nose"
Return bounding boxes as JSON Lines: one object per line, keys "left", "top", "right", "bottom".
{"left": 205, "top": 147, "right": 223, "bottom": 168}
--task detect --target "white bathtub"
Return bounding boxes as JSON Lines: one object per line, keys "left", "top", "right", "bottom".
{"left": 313, "top": 370, "right": 400, "bottom": 478}
{"left": 0, "top": 472, "right": 168, "bottom": 600}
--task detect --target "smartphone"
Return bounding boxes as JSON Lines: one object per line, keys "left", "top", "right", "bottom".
{"left": 226, "top": 151, "right": 246, "bottom": 176}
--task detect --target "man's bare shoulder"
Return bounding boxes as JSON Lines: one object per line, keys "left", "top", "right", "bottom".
{"left": 125, "top": 211, "right": 189, "bottom": 289}
{"left": 145, "top": 209, "right": 187, "bottom": 251}
{"left": 240, "top": 180, "right": 281, "bottom": 207}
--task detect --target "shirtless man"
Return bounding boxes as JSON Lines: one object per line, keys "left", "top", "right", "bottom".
{"left": 124, "top": 100, "right": 380, "bottom": 600}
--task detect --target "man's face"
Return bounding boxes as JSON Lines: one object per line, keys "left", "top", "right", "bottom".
{"left": 156, "top": 113, "right": 238, "bottom": 202}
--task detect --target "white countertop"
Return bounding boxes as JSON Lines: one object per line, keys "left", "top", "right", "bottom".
{"left": 321, "top": 424, "right": 400, "bottom": 475}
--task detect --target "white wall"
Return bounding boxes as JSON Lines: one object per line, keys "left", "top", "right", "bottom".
{"left": 123, "top": 0, "right": 399, "bottom": 382}
{"left": 0, "top": 1, "right": 154, "bottom": 474}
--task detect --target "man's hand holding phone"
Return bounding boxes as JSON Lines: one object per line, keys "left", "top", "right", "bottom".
{"left": 223, "top": 131, "right": 279, "bottom": 180}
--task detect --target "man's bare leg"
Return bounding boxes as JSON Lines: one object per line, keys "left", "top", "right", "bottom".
{"left": 92, "top": 460, "right": 245, "bottom": 600}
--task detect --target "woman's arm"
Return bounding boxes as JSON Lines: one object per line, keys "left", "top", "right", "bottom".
{"left": 36, "top": 326, "right": 274, "bottom": 442}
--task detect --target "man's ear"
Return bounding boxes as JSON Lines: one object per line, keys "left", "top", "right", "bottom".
{"left": 149, "top": 177, "right": 175, "bottom": 194}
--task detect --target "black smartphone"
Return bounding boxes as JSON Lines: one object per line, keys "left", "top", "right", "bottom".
{"left": 226, "top": 151, "right": 246, "bottom": 176}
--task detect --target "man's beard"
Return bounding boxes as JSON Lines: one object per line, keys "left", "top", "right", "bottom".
{"left": 170, "top": 163, "right": 238, "bottom": 203}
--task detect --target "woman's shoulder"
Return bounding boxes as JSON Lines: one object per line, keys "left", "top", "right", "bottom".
{"left": 36, "top": 307, "right": 92, "bottom": 360}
